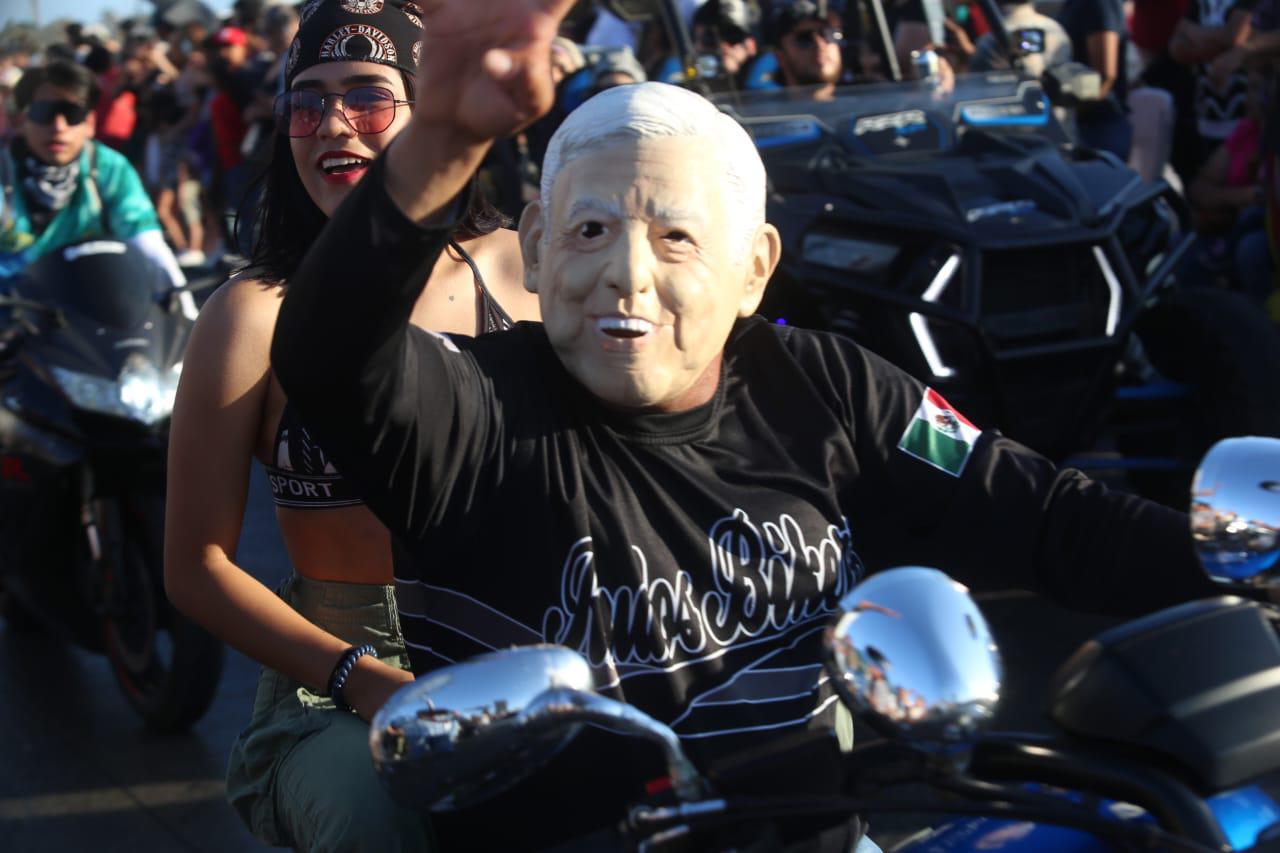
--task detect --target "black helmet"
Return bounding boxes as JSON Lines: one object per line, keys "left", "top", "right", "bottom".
{"left": 694, "top": 0, "right": 755, "bottom": 39}
{"left": 764, "top": 0, "right": 840, "bottom": 45}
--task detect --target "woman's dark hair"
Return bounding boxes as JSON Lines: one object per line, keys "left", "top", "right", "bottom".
{"left": 241, "top": 72, "right": 510, "bottom": 284}
{"left": 14, "top": 59, "right": 101, "bottom": 111}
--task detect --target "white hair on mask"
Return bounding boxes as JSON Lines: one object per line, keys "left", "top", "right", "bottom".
{"left": 539, "top": 82, "right": 766, "bottom": 260}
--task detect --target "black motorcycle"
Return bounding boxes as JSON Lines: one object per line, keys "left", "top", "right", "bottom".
{"left": 367, "top": 438, "right": 1280, "bottom": 852}
{"left": 0, "top": 239, "right": 223, "bottom": 732}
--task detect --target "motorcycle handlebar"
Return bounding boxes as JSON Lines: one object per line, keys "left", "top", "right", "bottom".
{"left": 536, "top": 733, "right": 1231, "bottom": 853}
{"left": 550, "top": 790, "right": 1224, "bottom": 853}
{"left": 967, "top": 734, "right": 1231, "bottom": 850}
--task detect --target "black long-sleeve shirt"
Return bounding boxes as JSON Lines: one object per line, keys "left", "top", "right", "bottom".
{"left": 272, "top": 155, "right": 1216, "bottom": 847}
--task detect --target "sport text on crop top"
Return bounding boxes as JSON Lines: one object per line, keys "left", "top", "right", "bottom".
{"left": 264, "top": 239, "right": 514, "bottom": 509}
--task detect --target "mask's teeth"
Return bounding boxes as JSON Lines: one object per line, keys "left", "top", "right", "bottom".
{"left": 598, "top": 317, "right": 654, "bottom": 338}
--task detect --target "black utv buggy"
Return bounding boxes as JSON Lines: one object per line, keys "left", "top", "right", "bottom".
{"left": 601, "top": 0, "right": 1280, "bottom": 505}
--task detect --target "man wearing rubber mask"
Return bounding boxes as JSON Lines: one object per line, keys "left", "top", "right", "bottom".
{"left": 0, "top": 60, "right": 184, "bottom": 288}
{"left": 273, "top": 1, "right": 1220, "bottom": 848}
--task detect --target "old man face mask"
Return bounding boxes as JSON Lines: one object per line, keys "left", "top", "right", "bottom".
{"left": 519, "top": 84, "right": 781, "bottom": 412}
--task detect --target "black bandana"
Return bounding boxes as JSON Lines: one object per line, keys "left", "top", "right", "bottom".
{"left": 286, "top": 0, "right": 424, "bottom": 88}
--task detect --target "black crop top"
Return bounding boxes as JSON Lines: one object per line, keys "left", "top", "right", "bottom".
{"left": 264, "top": 239, "right": 514, "bottom": 509}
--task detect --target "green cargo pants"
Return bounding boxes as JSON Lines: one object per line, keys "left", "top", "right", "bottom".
{"left": 225, "top": 574, "right": 435, "bottom": 852}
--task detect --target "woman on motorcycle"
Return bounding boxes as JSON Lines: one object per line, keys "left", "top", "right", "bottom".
{"left": 162, "top": 1, "right": 538, "bottom": 849}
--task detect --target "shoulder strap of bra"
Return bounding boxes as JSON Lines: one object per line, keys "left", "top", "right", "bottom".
{"left": 449, "top": 238, "right": 515, "bottom": 335}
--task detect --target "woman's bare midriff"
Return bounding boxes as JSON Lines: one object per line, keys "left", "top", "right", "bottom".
{"left": 277, "top": 503, "right": 394, "bottom": 584}
{"left": 253, "top": 364, "right": 397, "bottom": 584}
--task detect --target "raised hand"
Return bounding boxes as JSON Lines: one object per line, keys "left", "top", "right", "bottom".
{"left": 386, "top": 0, "right": 576, "bottom": 223}
{"left": 412, "top": 0, "right": 578, "bottom": 143}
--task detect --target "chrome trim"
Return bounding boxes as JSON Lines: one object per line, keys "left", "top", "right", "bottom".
{"left": 1192, "top": 437, "right": 1280, "bottom": 586}
{"left": 370, "top": 645, "right": 708, "bottom": 809}
{"left": 1091, "top": 245, "right": 1122, "bottom": 336}
{"left": 908, "top": 253, "right": 962, "bottom": 379}
{"left": 824, "top": 567, "right": 1002, "bottom": 747}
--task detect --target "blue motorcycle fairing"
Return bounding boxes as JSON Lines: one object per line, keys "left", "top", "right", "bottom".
{"left": 894, "top": 783, "right": 1280, "bottom": 852}
{"left": 1207, "top": 785, "right": 1280, "bottom": 850}
{"left": 895, "top": 816, "right": 1113, "bottom": 852}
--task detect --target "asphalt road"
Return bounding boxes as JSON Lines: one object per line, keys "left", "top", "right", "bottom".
{"left": 0, "top": 467, "right": 283, "bottom": 853}
{"left": 0, "top": 465, "right": 1124, "bottom": 853}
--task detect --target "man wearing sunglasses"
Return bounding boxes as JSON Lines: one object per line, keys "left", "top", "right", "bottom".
{"left": 0, "top": 60, "right": 184, "bottom": 289}
{"left": 693, "top": 0, "right": 761, "bottom": 83}
{"left": 766, "top": 0, "right": 848, "bottom": 99}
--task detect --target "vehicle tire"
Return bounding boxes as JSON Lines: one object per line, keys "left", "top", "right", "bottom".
{"left": 100, "top": 491, "right": 224, "bottom": 732}
{"left": 1128, "top": 287, "right": 1280, "bottom": 504}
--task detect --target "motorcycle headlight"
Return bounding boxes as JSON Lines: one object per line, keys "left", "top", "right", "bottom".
{"left": 50, "top": 355, "right": 181, "bottom": 425}
{"left": 802, "top": 233, "right": 900, "bottom": 275}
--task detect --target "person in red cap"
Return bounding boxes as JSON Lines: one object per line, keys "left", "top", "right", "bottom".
{"left": 207, "top": 25, "right": 255, "bottom": 239}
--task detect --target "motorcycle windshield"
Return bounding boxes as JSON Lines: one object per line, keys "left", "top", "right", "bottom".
{"left": 711, "top": 72, "right": 1054, "bottom": 157}
{"left": 14, "top": 241, "right": 163, "bottom": 331}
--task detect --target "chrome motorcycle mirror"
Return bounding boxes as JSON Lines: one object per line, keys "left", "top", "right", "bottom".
{"left": 1192, "top": 437, "right": 1280, "bottom": 586}
{"left": 823, "top": 567, "right": 1002, "bottom": 748}
{"left": 370, "top": 645, "right": 706, "bottom": 810}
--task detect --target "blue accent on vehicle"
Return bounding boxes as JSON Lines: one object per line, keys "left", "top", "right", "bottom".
{"left": 895, "top": 785, "right": 1146, "bottom": 851}
{"left": 1207, "top": 785, "right": 1280, "bottom": 850}
{"left": 894, "top": 817, "right": 1113, "bottom": 852}
{"left": 751, "top": 121, "right": 823, "bottom": 149}
{"left": 1114, "top": 380, "right": 1193, "bottom": 400}
{"left": 891, "top": 783, "right": 1280, "bottom": 852}
{"left": 775, "top": 317, "right": 788, "bottom": 325}
{"left": 1201, "top": 550, "right": 1280, "bottom": 582}
{"left": 559, "top": 67, "right": 596, "bottom": 114}
{"left": 743, "top": 52, "right": 781, "bottom": 91}
{"left": 653, "top": 56, "right": 684, "bottom": 85}
{"left": 959, "top": 105, "right": 1050, "bottom": 128}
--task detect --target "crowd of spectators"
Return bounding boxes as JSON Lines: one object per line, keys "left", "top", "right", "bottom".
{"left": 520, "top": 0, "right": 1280, "bottom": 310}
{"left": 0, "top": 0, "right": 1277, "bottom": 304}
{"left": 1, "top": 0, "right": 299, "bottom": 267}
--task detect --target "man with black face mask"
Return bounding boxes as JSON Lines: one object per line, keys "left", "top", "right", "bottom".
{"left": 0, "top": 60, "right": 184, "bottom": 288}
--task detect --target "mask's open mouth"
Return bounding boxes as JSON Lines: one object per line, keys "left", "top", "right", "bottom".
{"left": 598, "top": 317, "right": 654, "bottom": 339}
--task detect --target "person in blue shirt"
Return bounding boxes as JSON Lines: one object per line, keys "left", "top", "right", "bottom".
{"left": 0, "top": 59, "right": 185, "bottom": 289}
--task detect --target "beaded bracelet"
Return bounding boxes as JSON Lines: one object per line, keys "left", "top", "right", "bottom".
{"left": 326, "top": 643, "right": 378, "bottom": 713}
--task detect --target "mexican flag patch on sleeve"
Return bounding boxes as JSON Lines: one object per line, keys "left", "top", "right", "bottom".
{"left": 897, "top": 388, "right": 981, "bottom": 476}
